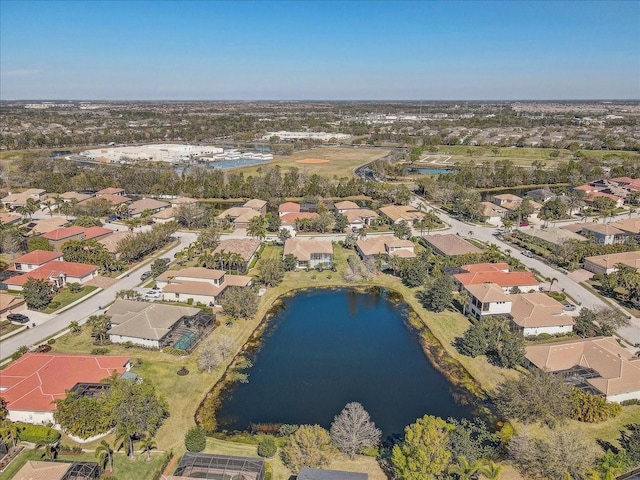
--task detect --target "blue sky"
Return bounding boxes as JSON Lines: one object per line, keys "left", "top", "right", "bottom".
{"left": 1, "top": 1, "right": 638, "bottom": 100}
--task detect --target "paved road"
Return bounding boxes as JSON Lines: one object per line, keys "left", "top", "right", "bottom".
{"left": 411, "top": 196, "right": 640, "bottom": 345}
{"left": 0, "top": 231, "right": 197, "bottom": 361}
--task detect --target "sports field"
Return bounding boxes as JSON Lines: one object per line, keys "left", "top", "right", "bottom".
{"left": 230, "top": 147, "right": 390, "bottom": 178}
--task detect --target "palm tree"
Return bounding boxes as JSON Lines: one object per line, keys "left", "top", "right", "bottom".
{"left": 69, "top": 320, "right": 81, "bottom": 333}
{"left": 95, "top": 439, "right": 114, "bottom": 473}
{"left": 139, "top": 436, "right": 156, "bottom": 462}
{"left": 198, "top": 250, "right": 216, "bottom": 269}
{"left": 448, "top": 455, "right": 483, "bottom": 480}
{"left": 247, "top": 215, "right": 268, "bottom": 241}
{"left": 549, "top": 277, "right": 558, "bottom": 292}
{"left": 0, "top": 420, "right": 21, "bottom": 447}
{"left": 479, "top": 460, "right": 503, "bottom": 479}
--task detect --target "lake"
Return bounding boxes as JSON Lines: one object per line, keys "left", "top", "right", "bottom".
{"left": 216, "top": 288, "right": 477, "bottom": 437}
{"left": 409, "top": 167, "right": 457, "bottom": 174}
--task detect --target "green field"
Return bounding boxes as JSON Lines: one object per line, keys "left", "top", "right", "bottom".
{"left": 231, "top": 146, "right": 390, "bottom": 178}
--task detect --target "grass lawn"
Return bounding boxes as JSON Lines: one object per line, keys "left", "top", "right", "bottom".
{"left": 423, "top": 145, "right": 640, "bottom": 167}
{"left": 43, "top": 286, "right": 98, "bottom": 313}
{"left": 231, "top": 147, "right": 390, "bottom": 178}
{"left": 0, "top": 448, "right": 167, "bottom": 480}
{"left": 0, "top": 320, "right": 22, "bottom": 337}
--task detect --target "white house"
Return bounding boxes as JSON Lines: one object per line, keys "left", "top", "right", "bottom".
{"left": 283, "top": 238, "right": 334, "bottom": 269}
{"left": 12, "top": 249, "right": 63, "bottom": 272}
{"left": 156, "top": 267, "right": 252, "bottom": 306}
{"left": 464, "top": 283, "right": 513, "bottom": 319}
{"left": 509, "top": 293, "right": 574, "bottom": 336}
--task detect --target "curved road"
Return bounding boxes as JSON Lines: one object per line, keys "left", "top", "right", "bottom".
{"left": 1, "top": 231, "right": 197, "bottom": 361}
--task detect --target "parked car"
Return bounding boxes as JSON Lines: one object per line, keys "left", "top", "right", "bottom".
{"left": 7, "top": 313, "right": 30, "bottom": 323}
{"left": 106, "top": 214, "right": 119, "bottom": 222}
{"left": 140, "top": 271, "right": 153, "bottom": 281}
{"left": 145, "top": 290, "right": 161, "bottom": 299}
{"left": 519, "top": 221, "right": 530, "bottom": 227}
{"left": 160, "top": 257, "right": 171, "bottom": 264}
{"left": 522, "top": 250, "right": 534, "bottom": 257}
{"left": 562, "top": 302, "right": 577, "bottom": 311}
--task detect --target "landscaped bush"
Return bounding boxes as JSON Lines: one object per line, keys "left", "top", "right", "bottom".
{"left": 163, "top": 347, "right": 187, "bottom": 356}
{"left": 68, "top": 282, "right": 83, "bottom": 293}
{"left": 90, "top": 348, "right": 109, "bottom": 355}
{"left": 48, "top": 301, "right": 61, "bottom": 309}
{"left": 547, "top": 291, "right": 567, "bottom": 302}
{"left": 177, "top": 367, "right": 189, "bottom": 376}
{"left": 19, "top": 424, "right": 60, "bottom": 444}
{"left": 257, "top": 437, "right": 277, "bottom": 458}
{"left": 185, "top": 426, "right": 206, "bottom": 452}
{"left": 47, "top": 338, "right": 56, "bottom": 345}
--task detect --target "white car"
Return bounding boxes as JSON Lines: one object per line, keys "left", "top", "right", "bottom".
{"left": 145, "top": 290, "right": 162, "bottom": 299}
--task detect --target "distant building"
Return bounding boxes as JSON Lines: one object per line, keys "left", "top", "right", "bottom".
{"left": 422, "top": 234, "right": 482, "bottom": 257}
{"left": 583, "top": 251, "right": 640, "bottom": 275}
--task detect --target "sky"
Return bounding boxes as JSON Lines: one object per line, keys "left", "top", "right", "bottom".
{"left": 1, "top": 1, "right": 639, "bottom": 100}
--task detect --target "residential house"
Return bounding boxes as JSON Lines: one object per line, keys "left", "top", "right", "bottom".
{"left": 278, "top": 202, "right": 301, "bottom": 217}
{"left": 41, "top": 226, "right": 112, "bottom": 251}
{"left": 334, "top": 200, "right": 361, "bottom": 213}
{"left": 243, "top": 198, "right": 268, "bottom": 215}
{"left": 20, "top": 216, "right": 68, "bottom": 236}
{"left": 170, "top": 196, "right": 198, "bottom": 206}
{"left": 127, "top": 198, "right": 170, "bottom": 218}
{"left": 97, "top": 231, "right": 132, "bottom": 259}
{"left": 156, "top": 267, "right": 252, "bottom": 306}
{"left": 509, "top": 293, "right": 574, "bottom": 336}
{"left": 355, "top": 235, "right": 416, "bottom": 259}
{"left": 298, "top": 467, "right": 368, "bottom": 480}
{"left": 12, "top": 249, "right": 63, "bottom": 272}
{"left": 1, "top": 189, "right": 47, "bottom": 210}
{"left": 479, "top": 202, "right": 508, "bottom": 225}
{"left": 526, "top": 337, "right": 640, "bottom": 402}
{"left": 280, "top": 212, "right": 319, "bottom": 234}
{"left": 5, "top": 260, "right": 99, "bottom": 291}
{"left": 0, "top": 353, "right": 130, "bottom": 424}
{"left": 464, "top": 283, "right": 513, "bottom": 319}
{"left": 454, "top": 264, "right": 540, "bottom": 293}
{"left": 213, "top": 239, "right": 262, "bottom": 270}
{"left": 526, "top": 187, "right": 555, "bottom": 203}
{"left": 579, "top": 224, "right": 628, "bottom": 245}
{"left": 0, "top": 294, "right": 26, "bottom": 318}
{"left": 0, "top": 212, "right": 22, "bottom": 226}
{"left": 153, "top": 207, "right": 177, "bottom": 224}
{"left": 525, "top": 227, "right": 585, "bottom": 247}
{"left": 583, "top": 251, "right": 640, "bottom": 275}
{"left": 343, "top": 208, "right": 380, "bottom": 231}
{"left": 608, "top": 218, "right": 640, "bottom": 241}
{"left": 379, "top": 205, "right": 425, "bottom": 224}
{"left": 59, "top": 191, "right": 93, "bottom": 203}
{"left": 13, "top": 461, "right": 100, "bottom": 480}
{"left": 96, "top": 187, "right": 125, "bottom": 196}
{"left": 422, "top": 234, "right": 483, "bottom": 257}
{"left": 584, "top": 191, "right": 624, "bottom": 209}
{"left": 216, "top": 207, "right": 261, "bottom": 229}
{"left": 283, "top": 238, "right": 334, "bottom": 269}
{"left": 107, "top": 299, "right": 202, "bottom": 348}
{"left": 77, "top": 194, "right": 131, "bottom": 208}
{"left": 492, "top": 193, "right": 523, "bottom": 209}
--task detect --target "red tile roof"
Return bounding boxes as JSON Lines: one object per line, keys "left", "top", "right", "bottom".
{"left": 41, "top": 226, "right": 86, "bottom": 241}
{"left": 83, "top": 226, "right": 112, "bottom": 239}
{"left": 280, "top": 212, "right": 319, "bottom": 226}
{"left": 278, "top": 202, "right": 301, "bottom": 213}
{"left": 6, "top": 261, "right": 98, "bottom": 286}
{"left": 13, "top": 250, "right": 62, "bottom": 265}
{"left": 454, "top": 271, "right": 539, "bottom": 288}
{"left": 0, "top": 353, "right": 129, "bottom": 413}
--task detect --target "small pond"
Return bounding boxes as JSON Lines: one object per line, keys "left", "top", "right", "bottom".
{"left": 409, "top": 167, "right": 457, "bottom": 174}
{"left": 215, "top": 288, "right": 477, "bottom": 437}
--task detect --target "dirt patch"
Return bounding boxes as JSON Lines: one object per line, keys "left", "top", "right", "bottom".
{"left": 296, "top": 158, "right": 330, "bottom": 164}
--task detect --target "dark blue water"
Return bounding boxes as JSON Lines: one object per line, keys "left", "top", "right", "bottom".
{"left": 216, "top": 288, "right": 476, "bottom": 437}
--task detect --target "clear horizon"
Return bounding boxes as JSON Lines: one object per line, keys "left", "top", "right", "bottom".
{"left": 1, "top": 0, "right": 639, "bottom": 101}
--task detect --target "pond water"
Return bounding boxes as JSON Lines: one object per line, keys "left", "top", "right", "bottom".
{"left": 409, "top": 167, "right": 457, "bottom": 174}
{"left": 216, "top": 288, "right": 477, "bottom": 437}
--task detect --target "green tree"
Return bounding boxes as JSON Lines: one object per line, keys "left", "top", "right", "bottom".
{"left": 266, "top": 212, "right": 281, "bottom": 232}
{"left": 392, "top": 219, "right": 412, "bottom": 239}
{"left": 479, "top": 461, "right": 503, "bottom": 479}
{"left": 150, "top": 258, "right": 169, "bottom": 278}
{"left": 0, "top": 420, "right": 21, "bottom": 447}
{"left": 139, "top": 436, "right": 156, "bottom": 462}
{"left": 283, "top": 253, "right": 297, "bottom": 271}
{"left": 27, "top": 236, "right": 53, "bottom": 252}
{"left": 95, "top": 439, "right": 114, "bottom": 473}
{"left": 278, "top": 227, "right": 291, "bottom": 244}
{"left": 257, "top": 436, "right": 277, "bottom": 458}
{"left": 333, "top": 213, "right": 348, "bottom": 233}
{"left": 258, "top": 257, "right": 284, "bottom": 286}
{"left": 420, "top": 276, "right": 454, "bottom": 312}
{"left": 494, "top": 369, "right": 571, "bottom": 428}
{"left": 448, "top": 417, "right": 498, "bottom": 464}
{"left": 0, "top": 398, "right": 7, "bottom": 420}
{"left": 448, "top": 455, "right": 483, "bottom": 480}
{"left": 221, "top": 286, "right": 258, "bottom": 320}
{"left": 391, "top": 415, "right": 454, "bottom": 480}
{"left": 247, "top": 215, "right": 268, "bottom": 240}
{"left": 619, "top": 423, "right": 640, "bottom": 464}
{"left": 281, "top": 425, "right": 337, "bottom": 471}
{"left": 23, "top": 277, "right": 54, "bottom": 310}
{"left": 184, "top": 426, "right": 206, "bottom": 452}
{"left": 87, "top": 314, "right": 111, "bottom": 345}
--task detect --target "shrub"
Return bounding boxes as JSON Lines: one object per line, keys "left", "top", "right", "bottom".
{"left": 48, "top": 301, "right": 61, "bottom": 309}
{"left": 19, "top": 424, "right": 60, "bottom": 444}
{"left": 278, "top": 424, "right": 299, "bottom": 436}
{"left": 547, "top": 291, "right": 567, "bottom": 302}
{"left": 187, "top": 298, "right": 194, "bottom": 305}
{"left": 47, "top": 338, "right": 56, "bottom": 345}
{"left": 185, "top": 426, "right": 206, "bottom": 452}
{"left": 90, "top": 348, "right": 109, "bottom": 355}
{"left": 164, "top": 347, "right": 187, "bottom": 356}
{"left": 177, "top": 367, "right": 189, "bottom": 376}
{"left": 257, "top": 437, "right": 277, "bottom": 458}
{"left": 12, "top": 346, "right": 29, "bottom": 361}
{"left": 68, "top": 282, "right": 83, "bottom": 293}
